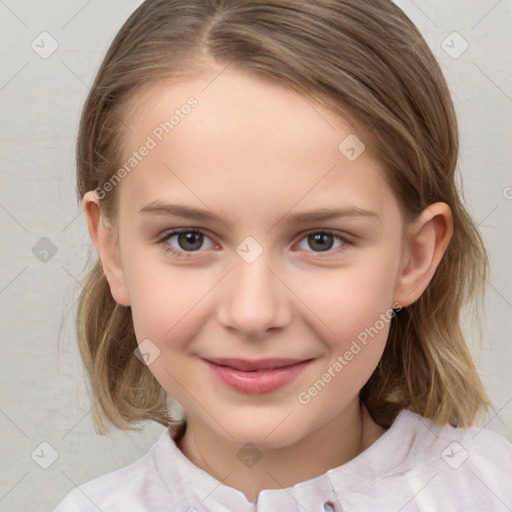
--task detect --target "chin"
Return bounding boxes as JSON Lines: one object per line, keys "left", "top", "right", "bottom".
{"left": 213, "top": 416, "right": 312, "bottom": 451}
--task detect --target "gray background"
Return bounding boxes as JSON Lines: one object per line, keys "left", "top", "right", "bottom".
{"left": 0, "top": 1, "right": 511, "bottom": 511}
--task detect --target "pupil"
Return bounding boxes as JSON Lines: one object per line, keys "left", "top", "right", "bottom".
{"left": 176, "top": 233, "right": 334, "bottom": 252}
{"left": 179, "top": 232, "right": 203, "bottom": 251}
{"left": 310, "top": 233, "right": 333, "bottom": 252}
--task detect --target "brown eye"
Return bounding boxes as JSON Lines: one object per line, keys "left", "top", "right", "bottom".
{"left": 296, "top": 231, "right": 348, "bottom": 254}
{"left": 176, "top": 232, "right": 204, "bottom": 251}
{"left": 308, "top": 233, "right": 334, "bottom": 252}
{"left": 161, "top": 229, "right": 215, "bottom": 254}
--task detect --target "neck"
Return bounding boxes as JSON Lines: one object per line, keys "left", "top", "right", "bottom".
{"left": 176, "top": 400, "right": 386, "bottom": 502}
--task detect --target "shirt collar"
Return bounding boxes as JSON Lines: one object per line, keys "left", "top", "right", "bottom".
{"left": 152, "top": 409, "right": 422, "bottom": 511}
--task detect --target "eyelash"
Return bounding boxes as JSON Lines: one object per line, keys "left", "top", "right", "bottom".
{"left": 157, "top": 228, "right": 352, "bottom": 259}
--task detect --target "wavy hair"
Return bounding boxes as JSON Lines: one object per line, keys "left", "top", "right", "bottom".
{"left": 75, "top": 0, "right": 490, "bottom": 432}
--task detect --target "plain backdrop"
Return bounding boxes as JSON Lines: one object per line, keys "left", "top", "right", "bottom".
{"left": 0, "top": 1, "right": 511, "bottom": 511}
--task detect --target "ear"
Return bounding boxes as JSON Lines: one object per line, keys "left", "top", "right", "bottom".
{"left": 393, "top": 202, "right": 453, "bottom": 307}
{"left": 83, "top": 191, "right": 131, "bottom": 306}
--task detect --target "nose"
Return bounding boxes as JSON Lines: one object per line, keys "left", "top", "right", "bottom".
{"left": 216, "top": 251, "right": 292, "bottom": 339}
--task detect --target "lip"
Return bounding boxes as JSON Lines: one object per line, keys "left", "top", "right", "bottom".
{"left": 203, "top": 357, "right": 313, "bottom": 395}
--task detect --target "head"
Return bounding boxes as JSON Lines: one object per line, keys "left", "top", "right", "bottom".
{"left": 76, "top": 0, "right": 490, "bottom": 440}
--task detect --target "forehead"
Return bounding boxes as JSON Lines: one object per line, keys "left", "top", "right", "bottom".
{"left": 123, "top": 69, "right": 346, "bottom": 151}
{"left": 117, "top": 68, "right": 398, "bottom": 223}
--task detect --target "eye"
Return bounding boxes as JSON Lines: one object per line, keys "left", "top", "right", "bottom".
{"left": 296, "top": 230, "right": 349, "bottom": 255}
{"left": 159, "top": 228, "right": 215, "bottom": 257}
{"left": 157, "top": 228, "right": 351, "bottom": 259}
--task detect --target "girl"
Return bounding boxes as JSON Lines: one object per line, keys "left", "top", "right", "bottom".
{"left": 54, "top": 0, "right": 512, "bottom": 510}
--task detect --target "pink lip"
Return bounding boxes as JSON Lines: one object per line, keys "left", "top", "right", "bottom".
{"left": 204, "top": 358, "right": 313, "bottom": 395}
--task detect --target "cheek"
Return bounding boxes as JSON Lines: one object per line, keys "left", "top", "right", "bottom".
{"left": 126, "top": 240, "right": 400, "bottom": 344}
{"left": 296, "top": 253, "right": 400, "bottom": 344}
{"left": 127, "top": 265, "right": 208, "bottom": 344}
{"left": 294, "top": 264, "right": 396, "bottom": 416}
{"left": 290, "top": 250, "right": 401, "bottom": 405}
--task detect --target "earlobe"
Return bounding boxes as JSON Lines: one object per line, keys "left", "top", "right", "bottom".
{"left": 83, "top": 191, "right": 131, "bottom": 306}
{"left": 393, "top": 202, "right": 453, "bottom": 307}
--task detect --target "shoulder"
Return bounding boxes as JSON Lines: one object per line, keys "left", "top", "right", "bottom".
{"left": 53, "top": 452, "right": 158, "bottom": 512}
{"left": 52, "top": 430, "right": 174, "bottom": 512}
{"left": 405, "top": 410, "right": 512, "bottom": 472}
{"left": 397, "top": 410, "right": 512, "bottom": 509}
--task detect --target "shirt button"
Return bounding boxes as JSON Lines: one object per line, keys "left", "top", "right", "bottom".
{"left": 323, "top": 501, "right": 336, "bottom": 512}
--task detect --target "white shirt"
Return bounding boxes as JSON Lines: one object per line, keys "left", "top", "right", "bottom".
{"left": 53, "top": 409, "right": 512, "bottom": 511}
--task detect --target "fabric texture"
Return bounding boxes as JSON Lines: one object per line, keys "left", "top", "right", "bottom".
{"left": 53, "top": 409, "right": 512, "bottom": 511}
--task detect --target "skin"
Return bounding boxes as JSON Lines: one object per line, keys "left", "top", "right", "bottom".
{"left": 84, "top": 67, "right": 452, "bottom": 502}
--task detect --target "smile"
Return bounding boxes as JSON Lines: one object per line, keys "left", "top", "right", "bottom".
{"left": 203, "top": 358, "right": 314, "bottom": 395}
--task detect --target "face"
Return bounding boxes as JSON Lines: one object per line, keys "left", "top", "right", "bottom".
{"left": 106, "top": 68, "right": 408, "bottom": 449}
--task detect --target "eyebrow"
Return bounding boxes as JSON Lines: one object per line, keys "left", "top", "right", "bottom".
{"left": 139, "top": 201, "right": 380, "bottom": 226}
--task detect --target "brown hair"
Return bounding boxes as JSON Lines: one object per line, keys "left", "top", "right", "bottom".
{"left": 76, "top": 0, "right": 490, "bottom": 433}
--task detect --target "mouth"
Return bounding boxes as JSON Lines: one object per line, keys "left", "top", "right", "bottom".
{"left": 203, "top": 357, "right": 314, "bottom": 394}
{"left": 204, "top": 357, "right": 312, "bottom": 371}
